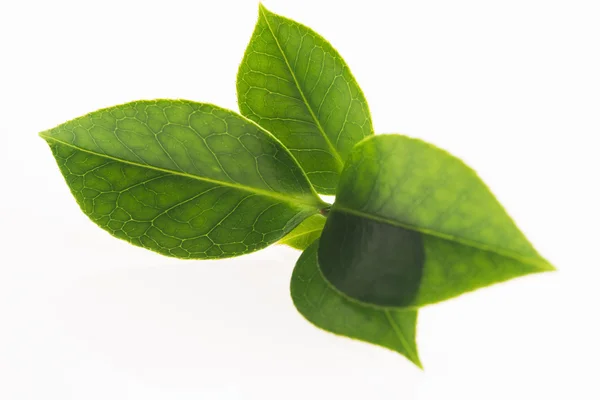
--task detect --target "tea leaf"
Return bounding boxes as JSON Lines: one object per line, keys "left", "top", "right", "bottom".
{"left": 291, "top": 241, "right": 422, "bottom": 367}
{"left": 237, "top": 4, "right": 373, "bottom": 194}
{"left": 318, "top": 135, "right": 555, "bottom": 308}
{"left": 279, "top": 214, "right": 326, "bottom": 250}
{"left": 40, "top": 100, "right": 327, "bottom": 259}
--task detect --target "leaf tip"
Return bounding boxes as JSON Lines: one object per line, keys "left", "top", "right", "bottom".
{"left": 258, "top": 2, "right": 277, "bottom": 18}
{"left": 542, "top": 262, "right": 557, "bottom": 272}
{"left": 403, "top": 346, "right": 423, "bottom": 370}
{"left": 535, "top": 256, "right": 557, "bottom": 273}
{"left": 38, "top": 129, "right": 51, "bottom": 141}
{"left": 401, "top": 349, "right": 423, "bottom": 370}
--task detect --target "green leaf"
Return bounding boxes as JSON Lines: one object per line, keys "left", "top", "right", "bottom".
{"left": 40, "top": 100, "right": 328, "bottom": 259}
{"left": 291, "top": 241, "right": 422, "bottom": 368}
{"left": 279, "top": 214, "right": 326, "bottom": 250}
{"left": 318, "top": 134, "right": 555, "bottom": 308}
{"left": 237, "top": 4, "right": 373, "bottom": 195}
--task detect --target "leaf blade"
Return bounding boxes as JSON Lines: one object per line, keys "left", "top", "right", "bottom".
{"left": 279, "top": 214, "right": 326, "bottom": 250}
{"left": 41, "top": 100, "right": 326, "bottom": 259}
{"left": 237, "top": 4, "right": 373, "bottom": 194}
{"left": 291, "top": 241, "right": 422, "bottom": 368}
{"left": 319, "top": 134, "right": 554, "bottom": 308}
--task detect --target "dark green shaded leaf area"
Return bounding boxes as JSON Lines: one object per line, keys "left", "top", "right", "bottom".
{"left": 318, "top": 134, "right": 555, "bottom": 308}
{"left": 40, "top": 100, "right": 327, "bottom": 259}
{"left": 237, "top": 4, "right": 373, "bottom": 195}
{"left": 279, "top": 214, "right": 326, "bottom": 250}
{"left": 291, "top": 241, "right": 422, "bottom": 367}
{"left": 319, "top": 211, "right": 425, "bottom": 307}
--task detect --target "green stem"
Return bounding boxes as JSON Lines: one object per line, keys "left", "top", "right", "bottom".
{"left": 320, "top": 206, "right": 331, "bottom": 217}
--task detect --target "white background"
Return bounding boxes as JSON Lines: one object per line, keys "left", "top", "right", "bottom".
{"left": 1, "top": 0, "right": 599, "bottom": 399}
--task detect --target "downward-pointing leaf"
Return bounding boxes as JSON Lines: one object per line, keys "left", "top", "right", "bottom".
{"left": 318, "top": 134, "right": 555, "bottom": 308}
{"left": 40, "top": 100, "right": 327, "bottom": 259}
{"left": 291, "top": 241, "right": 422, "bottom": 367}
{"left": 237, "top": 4, "right": 373, "bottom": 195}
{"left": 279, "top": 214, "right": 326, "bottom": 250}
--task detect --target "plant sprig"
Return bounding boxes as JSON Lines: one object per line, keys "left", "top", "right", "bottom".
{"left": 40, "top": 4, "right": 555, "bottom": 369}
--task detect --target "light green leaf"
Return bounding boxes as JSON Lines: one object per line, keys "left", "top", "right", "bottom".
{"left": 318, "top": 134, "right": 555, "bottom": 308}
{"left": 237, "top": 4, "right": 373, "bottom": 195}
{"left": 291, "top": 241, "right": 422, "bottom": 368}
{"left": 40, "top": 100, "right": 328, "bottom": 259}
{"left": 279, "top": 214, "right": 326, "bottom": 250}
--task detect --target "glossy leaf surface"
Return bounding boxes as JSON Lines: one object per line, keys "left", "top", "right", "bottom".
{"left": 319, "top": 135, "right": 555, "bottom": 308}
{"left": 41, "top": 100, "right": 326, "bottom": 259}
{"left": 237, "top": 4, "right": 373, "bottom": 194}
{"left": 291, "top": 241, "right": 422, "bottom": 367}
{"left": 279, "top": 214, "right": 326, "bottom": 250}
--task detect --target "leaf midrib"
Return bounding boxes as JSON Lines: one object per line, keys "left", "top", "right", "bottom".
{"left": 259, "top": 5, "right": 345, "bottom": 169}
{"left": 333, "top": 204, "right": 554, "bottom": 270}
{"left": 42, "top": 134, "right": 327, "bottom": 210}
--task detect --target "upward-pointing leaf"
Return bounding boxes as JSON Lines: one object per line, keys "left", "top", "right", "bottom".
{"left": 318, "top": 135, "right": 555, "bottom": 308}
{"left": 237, "top": 4, "right": 373, "bottom": 195}
{"left": 40, "top": 100, "right": 327, "bottom": 259}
